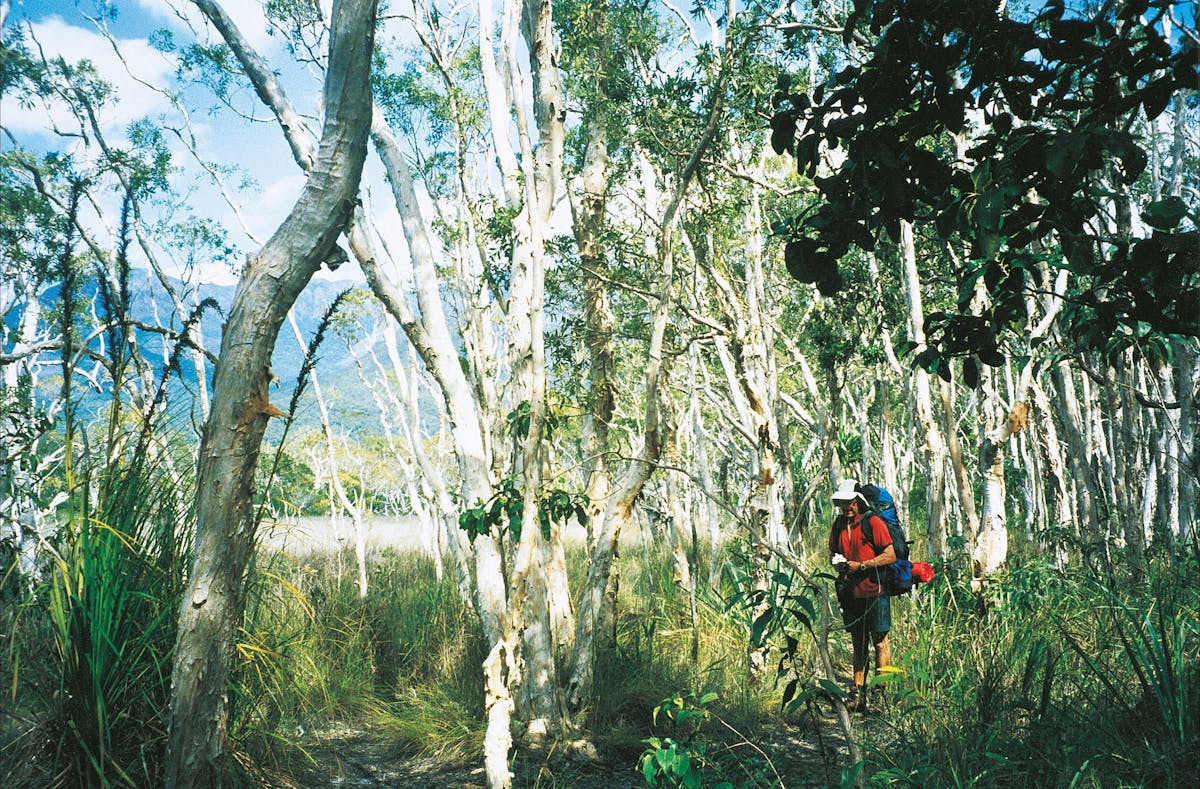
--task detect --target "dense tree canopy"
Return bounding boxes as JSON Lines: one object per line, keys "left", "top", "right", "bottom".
{"left": 772, "top": 0, "right": 1198, "bottom": 377}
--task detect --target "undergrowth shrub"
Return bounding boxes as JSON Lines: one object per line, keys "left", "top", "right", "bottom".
{"left": 855, "top": 555, "right": 1199, "bottom": 787}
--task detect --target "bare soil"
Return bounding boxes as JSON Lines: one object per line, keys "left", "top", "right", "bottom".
{"left": 269, "top": 712, "right": 868, "bottom": 788}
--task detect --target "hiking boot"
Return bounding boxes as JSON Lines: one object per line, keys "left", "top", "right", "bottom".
{"left": 845, "top": 687, "right": 869, "bottom": 714}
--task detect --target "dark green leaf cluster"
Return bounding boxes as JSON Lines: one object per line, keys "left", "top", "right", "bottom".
{"left": 640, "top": 692, "right": 731, "bottom": 789}
{"left": 0, "top": 21, "right": 49, "bottom": 100}
{"left": 457, "top": 476, "right": 588, "bottom": 544}
{"left": 0, "top": 151, "right": 63, "bottom": 288}
{"left": 772, "top": 0, "right": 1199, "bottom": 371}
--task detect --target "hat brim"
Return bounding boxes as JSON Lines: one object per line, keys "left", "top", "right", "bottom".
{"left": 831, "top": 493, "right": 856, "bottom": 503}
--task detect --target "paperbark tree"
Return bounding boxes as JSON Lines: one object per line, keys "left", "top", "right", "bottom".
{"left": 164, "top": 1, "right": 376, "bottom": 784}
{"left": 287, "top": 312, "right": 369, "bottom": 598}
{"left": 898, "top": 220, "right": 950, "bottom": 560}
{"left": 564, "top": 0, "right": 755, "bottom": 706}
{"left": 972, "top": 253, "right": 1067, "bottom": 584}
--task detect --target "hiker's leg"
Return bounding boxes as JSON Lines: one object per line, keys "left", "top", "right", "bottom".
{"left": 865, "top": 633, "right": 891, "bottom": 712}
{"left": 870, "top": 597, "right": 893, "bottom": 673}
{"left": 851, "top": 627, "right": 869, "bottom": 688}
{"left": 865, "top": 598, "right": 892, "bottom": 712}
{"left": 842, "top": 597, "right": 869, "bottom": 691}
{"left": 850, "top": 627, "right": 870, "bottom": 711}
{"left": 872, "top": 632, "right": 891, "bottom": 672}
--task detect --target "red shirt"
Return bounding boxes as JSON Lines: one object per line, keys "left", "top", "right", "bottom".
{"left": 828, "top": 512, "right": 893, "bottom": 598}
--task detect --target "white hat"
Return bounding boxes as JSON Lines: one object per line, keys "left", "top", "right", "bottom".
{"left": 831, "top": 479, "right": 864, "bottom": 504}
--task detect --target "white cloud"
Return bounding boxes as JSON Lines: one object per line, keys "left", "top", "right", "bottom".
{"left": 131, "top": 0, "right": 285, "bottom": 57}
{"left": 1, "top": 15, "right": 176, "bottom": 138}
{"left": 238, "top": 170, "right": 311, "bottom": 243}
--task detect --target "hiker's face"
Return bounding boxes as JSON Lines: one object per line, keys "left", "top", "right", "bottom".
{"left": 839, "top": 500, "right": 859, "bottom": 516}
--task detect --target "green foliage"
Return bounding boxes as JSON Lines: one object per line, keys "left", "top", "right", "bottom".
{"left": 457, "top": 475, "right": 588, "bottom": 543}
{"left": 772, "top": 0, "right": 1200, "bottom": 369}
{"left": 257, "top": 447, "right": 324, "bottom": 517}
{"left": 1063, "top": 577, "right": 1196, "bottom": 756}
{"left": 157, "top": 215, "right": 241, "bottom": 276}
{"left": 459, "top": 476, "right": 524, "bottom": 542}
{"left": 113, "top": 120, "right": 174, "bottom": 197}
{"left": 175, "top": 42, "right": 239, "bottom": 103}
{"left": 457, "top": 400, "right": 588, "bottom": 542}
{"left": 639, "top": 687, "right": 782, "bottom": 789}
{"left": 233, "top": 548, "right": 486, "bottom": 766}
{"left": 0, "top": 151, "right": 60, "bottom": 280}
{"left": 640, "top": 692, "right": 730, "bottom": 789}
{"left": 4, "top": 450, "right": 194, "bottom": 787}
{"left": 828, "top": 557, "right": 1200, "bottom": 786}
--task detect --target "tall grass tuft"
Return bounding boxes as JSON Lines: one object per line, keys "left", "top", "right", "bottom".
{"left": 3, "top": 448, "right": 194, "bottom": 788}
{"left": 1059, "top": 574, "right": 1198, "bottom": 785}
{"left": 585, "top": 539, "right": 778, "bottom": 758}
{"left": 849, "top": 555, "right": 1199, "bottom": 786}
{"left": 232, "top": 544, "right": 486, "bottom": 770}
{"left": 2, "top": 184, "right": 199, "bottom": 785}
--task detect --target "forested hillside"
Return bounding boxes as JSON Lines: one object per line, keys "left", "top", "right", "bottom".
{"left": 1, "top": 0, "right": 1196, "bottom": 787}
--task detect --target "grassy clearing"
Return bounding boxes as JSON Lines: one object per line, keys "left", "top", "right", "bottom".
{"left": 3, "top": 516, "right": 1196, "bottom": 787}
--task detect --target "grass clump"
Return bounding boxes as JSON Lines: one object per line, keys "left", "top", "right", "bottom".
{"left": 233, "top": 544, "right": 486, "bottom": 771}
{"left": 852, "top": 555, "right": 1199, "bottom": 787}
{"left": 2, "top": 454, "right": 193, "bottom": 788}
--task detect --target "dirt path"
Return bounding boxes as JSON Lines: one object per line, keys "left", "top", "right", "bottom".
{"left": 283, "top": 728, "right": 648, "bottom": 788}
{"left": 281, "top": 711, "right": 874, "bottom": 788}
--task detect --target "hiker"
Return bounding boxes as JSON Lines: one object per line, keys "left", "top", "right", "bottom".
{"left": 828, "top": 479, "right": 897, "bottom": 712}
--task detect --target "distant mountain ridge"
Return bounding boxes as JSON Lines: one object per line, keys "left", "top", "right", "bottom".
{"left": 25, "top": 270, "right": 384, "bottom": 437}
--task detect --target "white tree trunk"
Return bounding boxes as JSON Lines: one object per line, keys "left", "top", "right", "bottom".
{"left": 289, "top": 312, "right": 369, "bottom": 598}
{"left": 974, "top": 361, "right": 1009, "bottom": 584}
{"left": 1171, "top": 338, "right": 1196, "bottom": 544}
{"left": 1032, "top": 379, "right": 1071, "bottom": 567}
{"left": 899, "top": 220, "right": 950, "bottom": 560}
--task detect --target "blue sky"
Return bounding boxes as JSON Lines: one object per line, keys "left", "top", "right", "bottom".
{"left": 2, "top": 0, "right": 382, "bottom": 285}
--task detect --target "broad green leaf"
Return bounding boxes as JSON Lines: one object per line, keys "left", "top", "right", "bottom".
{"left": 1142, "top": 196, "right": 1188, "bottom": 230}
{"left": 819, "top": 678, "right": 846, "bottom": 698}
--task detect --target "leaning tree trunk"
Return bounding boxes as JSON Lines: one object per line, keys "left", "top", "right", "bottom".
{"left": 164, "top": 2, "right": 376, "bottom": 785}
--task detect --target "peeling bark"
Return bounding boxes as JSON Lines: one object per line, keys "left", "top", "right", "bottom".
{"left": 166, "top": 2, "right": 376, "bottom": 784}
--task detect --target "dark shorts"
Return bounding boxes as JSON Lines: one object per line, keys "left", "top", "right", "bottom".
{"left": 840, "top": 594, "right": 891, "bottom": 636}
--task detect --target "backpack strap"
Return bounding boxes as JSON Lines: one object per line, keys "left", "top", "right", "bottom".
{"left": 859, "top": 511, "right": 886, "bottom": 553}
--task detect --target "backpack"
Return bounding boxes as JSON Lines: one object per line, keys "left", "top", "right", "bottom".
{"left": 858, "top": 483, "right": 910, "bottom": 561}
{"left": 870, "top": 557, "right": 914, "bottom": 596}
{"left": 858, "top": 483, "right": 916, "bottom": 596}
{"left": 873, "top": 559, "right": 937, "bottom": 596}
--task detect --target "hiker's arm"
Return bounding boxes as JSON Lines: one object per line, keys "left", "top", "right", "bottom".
{"left": 864, "top": 545, "right": 896, "bottom": 569}
{"left": 851, "top": 544, "right": 896, "bottom": 572}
